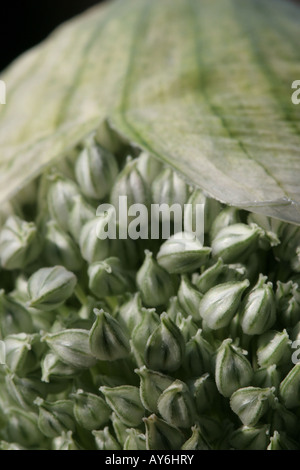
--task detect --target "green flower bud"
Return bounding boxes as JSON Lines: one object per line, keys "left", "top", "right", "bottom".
{"left": 240, "top": 274, "right": 276, "bottom": 335}
{"left": 75, "top": 136, "right": 118, "bottom": 200}
{"left": 88, "top": 257, "right": 134, "bottom": 299}
{"left": 211, "top": 223, "right": 263, "bottom": 263}
{"left": 199, "top": 279, "right": 249, "bottom": 330}
{"left": 188, "top": 373, "right": 220, "bottom": 414}
{"left": 230, "top": 387, "right": 275, "bottom": 426}
{"left": 93, "top": 427, "right": 121, "bottom": 450}
{"left": 110, "top": 411, "right": 129, "bottom": 447}
{"left": 185, "top": 189, "right": 221, "bottom": 236}
{"left": 41, "top": 352, "right": 79, "bottom": 382}
{"left": 175, "top": 313, "right": 198, "bottom": 342}
{"left": 73, "top": 389, "right": 111, "bottom": 431}
{"left": 276, "top": 280, "right": 300, "bottom": 327}
{"left": 131, "top": 307, "right": 160, "bottom": 361}
{"left": 43, "top": 220, "right": 83, "bottom": 272}
{"left": 0, "top": 216, "right": 41, "bottom": 270}
{"left": 181, "top": 425, "right": 211, "bottom": 450}
{"left": 135, "top": 366, "right": 174, "bottom": 414}
{"left": 42, "top": 329, "right": 97, "bottom": 369}
{"left": 47, "top": 174, "right": 80, "bottom": 232}
{"left": 52, "top": 431, "right": 79, "bottom": 451}
{"left": 182, "top": 329, "right": 213, "bottom": 377}
{"left": 151, "top": 167, "right": 188, "bottom": 216}
{"left": 274, "top": 224, "right": 300, "bottom": 263}
{"left": 100, "top": 385, "right": 144, "bottom": 427}
{"left": 5, "top": 408, "right": 43, "bottom": 447}
{"left": 177, "top": 275, "right": 203, "bottom": 321}
{"left": 88, "top": 309, "right": 130, "bottom": 361}
{"left": 114, "top": 292, "right": 143, "bottom": 333}
{"left": 267, "top": 431, "right": 299, "bottom": 450}
{"left": 68, "top": 194, "right": 95, "bottom": 242}
{"left": 136, "top": 151, "right": 163, "bottom": 186}
{"left": 136, "top": 250, "right": 176, "bottom": 307}
{"left": 145, "top": 313, "right": 185, "bottom": 373}
{"left": 192, "top": 258, "right": 225, "bottom": 294}
{"left": 27, "top": 266, "right": 77, "bottom": 311}
{"left": 215, "top": 339, "right": 253, "bottom": 397}
{"left": 123, "top": 429, "right": 147, "bottom": 450}
{"left": 157, "top": 232, "right": 211, "bottom": 274}
{"left": 195, "top": 414, "right": 225, "bottom": 445}
{"left": 0, "top": 291, "right": 33, "bottom": 336}
{"left": 247, "top": 213, "right": 283, "bottom": 246}
{"left": 269, "top": 402, "right": 299, "bottom": 438}
{"left": 143, "top": 414, "right": 185, "bottom": 450}
{"left": 79, "top": 217, "right": 113, "bottom": 264}
{"left": 256, "top": 329, "right": 291, "bottom": 368}
{"left": 5, "top": 373, "right": 47, "bottom": 410}
{"left": 253, "top": 365, "right": 280, "bottom": 391}
{"left": 35, "top": 397, "right": 76, "bottom": 438}
{"left": 157, "top": 379, "right": 196, "bottom": 428}
{"left": 279, "top": 363, "right": 300, "bottom": 409}
{"left": 165, "top": 295, "right": 182, "bottom": 322}
{"left": 210, "top": 207, "right": 242, "bottom": 241}
{"left": 4, "top": 333, "right": 41, "bottom": 376}
{"left": 229, "top": 425, "right": 270, "bottom": 450}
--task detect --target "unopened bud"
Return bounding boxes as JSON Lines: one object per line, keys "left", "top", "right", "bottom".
{"left": 177, "top": 275, "right": 203, "bottom": 321}
{"left": 135, "top": 366, "right": 173, "bottom": 414}
{"left": 47, "top": 174, "right": 80, "bottom": 232}
{"left": 100, "top": 385, "right": 144, "bottom": 427}
{"left": 157, "top": 379, "right": 196, "bottom": 428}
{"left": 34, "top": 397, "right": 76, "bottom": 438}
{"left": 124, "top": 429, "right": 147, "bottom": 450}
{"left": 229, "top": 425, "right": 270, "bottom": 450}
{"left": 44, "top": 220, "right": 83, "bottom": 272}
{"left": 182, "top": 329, "right": 213, "bottom": 377}
{"left": 143, "top": 414, "right": 185, "bottom": 450}
{"left": 181, "top": 425, "right": 211, "bottom": 450}
{"left": 230, "top": 386, "right": 275, "bottom": 426}
{"left": 73, "top": 389, "right": 111, "bottom": 431}
{"left": 279, "top": 363, "right": 300, "bottom": 409}
{"left": 93, "top": 427, "right": 121, "bottom": 450}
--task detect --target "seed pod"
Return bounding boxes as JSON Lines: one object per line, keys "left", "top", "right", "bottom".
{"left": 276, "top": 280, "right": 300, "bottom": 328}
{"left": 5, "top": 408, "right": 43, "bottom": 447}
{"left": 73, "top": 389, "right": 111, "bottom": 431}
{"left": 240, "top": 274, "right": 276, "bottom": 336}
{"left": 47, "top": 174, "right": 80, "bottom": 232}
{"left": 42, "top": 329, "right": 97, "bottom": 369}
{"left": 68, "top": 194, "right": 95, "bottom": 242}
{"left": 215, "top": 339, "right": 253, "bottom": 397}
{"left": 279, "top": 362, "right": 300, "bottom": 409}
{"left": 230, "top": 387, "right": 275, "bottom": 426}
{"left": 182, "top": 329, "right": 213, "bottom": 377}
{"left": 131, "top": 307, "right": 160, "bottom": 360}
{"left": 136, "top": 250, "right": 176, "bottom": 307}
{"left": 157, "top": 232, "right": 211, "bottom": 274}
{"left": 79, "top": 217, "right": 113, "bottom": 264}
{"left": 89, "top": 308, "right": 130, "bottom": 361}
{"left": 43, "top": 220, "right": 83, "bottom": 272}
{"left": 0, "top": 291, "right": 33, "bottom": 336}
{"left": 229, "top": 425, "right": 270, "bottom": 450}
{"left": 41, "top": 352, "right": 79, "bottom": 382}
{"left": 199, "top": 279, "right": 250, "bottom": 330}
{"left": 157, "top": 379, "right": 196, "bottom": 428}
{"left": 75, "top": 136, "right": 118, "bottom": 200}
{"left": 114, "top": 292, "right": 144, "bottom": 333}
{"left": 0, "top": 216, "right": 41, "bottom": 270}
{"left": 136, "top": 151, "right": 163, "bottom": 185}
{"left": 27, "top": 266, "right": 77, "bottom": 311}
{"left": 211, "top": 223, "right": 263, "bottom": 263}
{"left": 151, "top": 167, "right": 188, "bottom": 215}
{"left": 210, "top": 207, "right": 242, "bottom": 241}
{"left": 145, "top": 313, "right": 185, "bottom": 372}
{"left": 100, "top": 385, "right": 144, "bottom": 427}
{"left": 88, "top": 257, "right": 134, "bottom": 299}
{"left": 34, "top": 397, "right": 76, "bottom": 438}
{"left": 267, "top": 431, "right": 299, "bottom": 450}
{"left": 185, "top": 189, "right": 221, "bottom": 236}
{"left": 256, "top": 329, "right": 291, "bottom": 368}
{"left": 143, "top": 414, "right": 185, "bottom": 450}
{"left": 177, "top": 275, "right": 203, "bottom": 321}
{"left": 123, "top": 429, "right": 147, "bottom": 450}
{"left": 181, "top": 425, "right": 211, "bottom": 450}
{"left": 4, "top": 333, "right": 40, "bottom": 377}
{"left": 52, "top": 431, "right": 79, "bottom": 451}
{"left": 188, "top": 373, "right": 220, "bottom": 414}
{"left": 93, "top": 427, "right": 121, "bottom": 450}
{"left": 253, "top": 365, "right": 280, "bottom": 391}
{"left": 135, "top": 366, "right": 174, "bottom": 414}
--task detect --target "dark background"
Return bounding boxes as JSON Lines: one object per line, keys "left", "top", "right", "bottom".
{"left": 0, "top": 0, "right": 299, "bottom": 73}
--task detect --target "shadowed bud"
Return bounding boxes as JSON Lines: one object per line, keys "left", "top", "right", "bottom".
{"left": 0, "top": 216, "right": 41, "bottom": 270}
{"left": 111, "top": 412, "right": 129, "bottom": 447}
{"left": 253, "top": 365, "right": 280, "bottom": 391}
{"left": 157, "top": 232, "right": 211, "bottom": 274}
{"left": 124, "top": 429, "right": 147, "bottom": 450}
{"left": 177, "top": 275, "right": 203, "bottom": 321}
{"left": 143, "top": 414, "right": 185, "bottom": 450}
{"left": 256, "top": 329, "right": 291, "bottom": 368}
{"left": 75, "top": 135, "right": 118, "bottom": 200}
{"left": 5, "top": 373, "right": 47, "bottom": 410}
{"left": 131, "top": 307, "right": 160, "bottom": 361}
{"left": 215, "top": 339, "right": 253, "bottom": 397}
{"left": 136, "top": 250, "right": 176, "bottom": 307}
{"left": 47, "top": 174, "right": 80, "bottom": 232}
{"left": 34, "top": 397, "right": 76, "bottom": 438}
{"left": 100, "top": 385, "right": 144, "bottom": 427}
{"left": 276, "top": 280, "right": 300, "bottom": 327}
{"left": 269, "top": 402, "right": 299, "bottom": 438}
{"left": 114, "top": 292, "right": 144, "bottom": 334}
{"left": 182, "top": 329, "right": 213, "bottom": 377}
{"left": 135, "top": 366, "right": 173, "bottom": 414}
{"left": 88, "top": 257, "right": 134, "bottom": 298}
{"left": 4, "top": 333, "right": 41, "bottom": 377}
{"left": 229, "top": 425, "right": 270, "bottom": 450}
{"left": 0, "top": 291, "right": 33, "bottom": 336}
{"left": 42, "top": 329, "right": 98, "bottom": 369}
{"left": 240, "top": 274, "right": 276, "bottom": 335}
{"left": 89, "top": 309, "right": 130, "bottom": 361}
{"left": 199, "top": 279, "right": 249, "bottom": 330}
{"left": 279, "top": 363, "right": 300, "bottom": 409}
{"left": 41, "top": 352, "right": 79, "bottom": 382}
{"left": 211, "top": 223, "right": 263, "bottom": 263}
{"left": 27, "top": 266, "right": 77, "bottom": 311}
{"left": 267, "top": 431, "right": 299, "bottom": 450}
{"left": 188, "top": 373, "right": 220, "bottom": 414}
{"left": 44, "top": 220, "right": 83, "bottom": 272}
{"left": 192, "top": 258, "right": 225, "bottom": 294}
{"left": 181, "top": 425, "right": 211, "bottom": 450}
{"left": 73, "top": 389, "right": 111, "bottom": 431}
{"left": 230, "top": 387, "right": 275, "bottom": 426}
{"left": 93, "top": 427, "right": 121, "bottom": 450}
{"left": 5, "top": 408, "right": 44, "bottom": 447}
{"left": 157, "top": 379, "right": 196, "bottom": 428}
{"left": 145, "top": 313, "right": 185, "bottom": 372}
